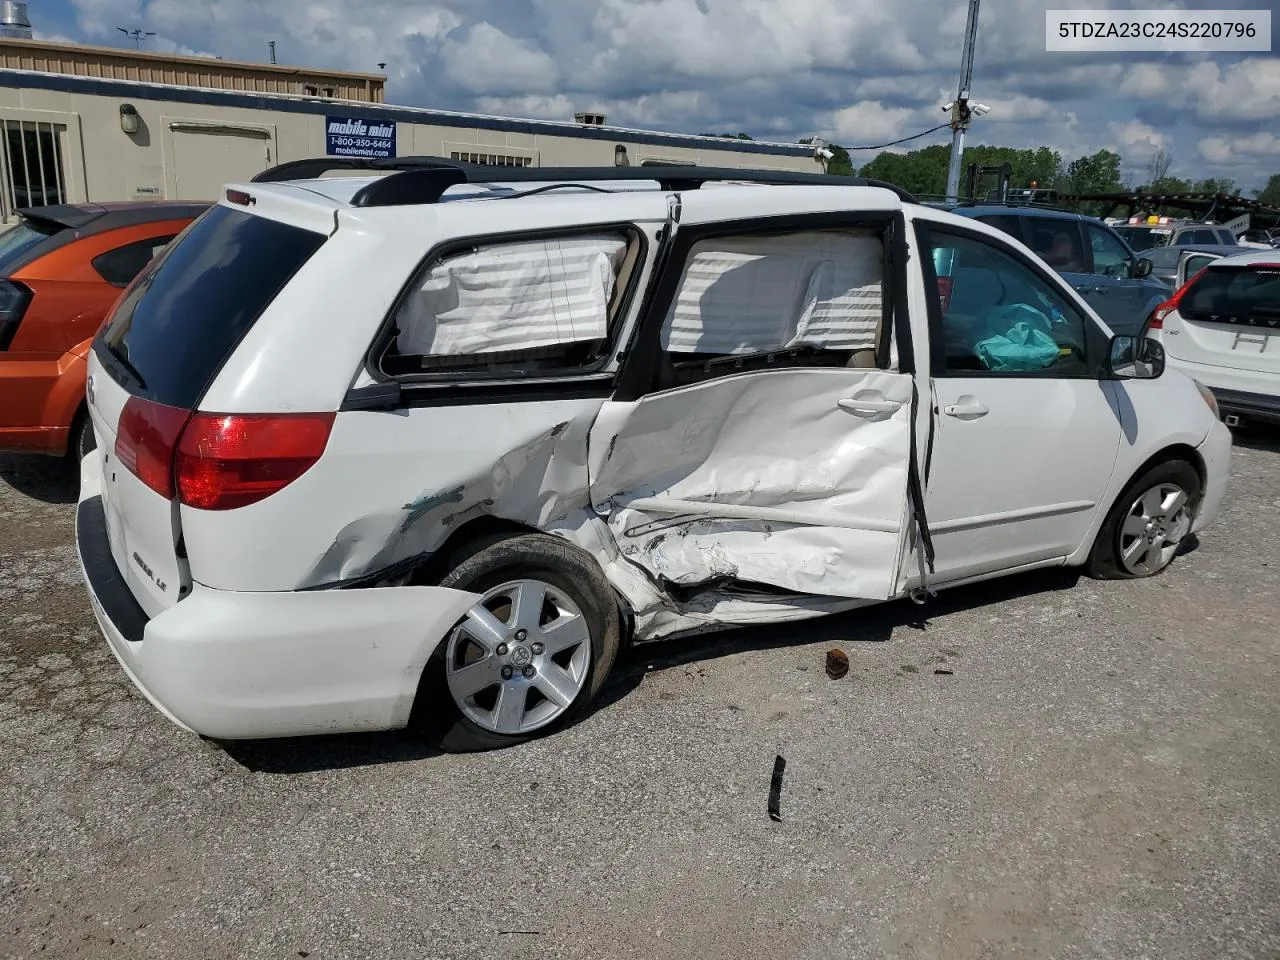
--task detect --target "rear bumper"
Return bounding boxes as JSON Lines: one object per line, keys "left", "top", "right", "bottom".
{"left": 0, "top": 350, "right": 87, "bottom": 455}
{"left": 1211, "top": 388, "right": 1280, "bottom": 426}
{"left": 75, "top": 454, "right": 480, "bottom": 740}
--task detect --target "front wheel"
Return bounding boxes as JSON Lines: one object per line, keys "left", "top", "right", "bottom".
{"left": 410, "top": 534, "right": 620, "bottom": 752}
{"left": 1086, "top": 460, "right": 1201, "bottom": 580}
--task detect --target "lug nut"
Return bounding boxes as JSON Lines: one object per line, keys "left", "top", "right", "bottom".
{"left": 501, "top": 665, "right": 513, "bottom": 680}
{"left": 531, "top": 642, "right": 545, "bottom": 655}
{"left": 496, "top": 643, "right": 508, "bottom": 656}
{"left": 522, "top": 665, "right": 536, "bottom": 679}
{"left": 515, "top": 629, "right": 528, "bottom": 641}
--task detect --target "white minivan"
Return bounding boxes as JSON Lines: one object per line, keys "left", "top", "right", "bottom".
{"left": 76, "top": 160, "right": 1232, "bottom": 751}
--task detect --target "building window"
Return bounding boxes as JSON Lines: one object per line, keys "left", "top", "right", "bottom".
{"left": 1, "top": 119, "right": 67, "bottom": 211}
{"left": 448, "top": 151, "right": 534, "bottom": 167}
{"left": 321, "top": 87, "right": 335, "bottom": 99}
{"left": 302, "top": 84, "right": 318, "bottom": 96}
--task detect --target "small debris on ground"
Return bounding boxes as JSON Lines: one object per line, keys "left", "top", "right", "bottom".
{"left": 825, "top": 648, "right": 850, "bottom": 680}
{"left": 934, "top": 668, "right": 954, "bottom": 676}
{"left": 768, "top": 755, "right": 786, "bottom": 822}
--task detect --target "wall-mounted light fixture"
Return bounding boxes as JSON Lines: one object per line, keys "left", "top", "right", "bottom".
{"left": 614, "top": 144, "right": 630, "bottom": 167}
{"left": 119, "top": 103, "right": 140, "bottom": 135}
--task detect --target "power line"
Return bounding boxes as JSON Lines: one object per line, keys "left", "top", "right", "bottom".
{"left": 844, "top": 122, "right": 952, "bottom": 152}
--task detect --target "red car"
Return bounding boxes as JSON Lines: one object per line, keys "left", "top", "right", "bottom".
{"left": 0, "top": 201, "right": 207, "bottom": 461}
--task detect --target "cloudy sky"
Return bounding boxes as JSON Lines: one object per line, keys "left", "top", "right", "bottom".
{"left": 31, "top": 0, "right": 1280, "bottom": 191}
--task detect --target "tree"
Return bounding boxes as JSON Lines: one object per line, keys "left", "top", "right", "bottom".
{"left": 1193, "top": 178, "right": 1240, "bottom": 196}
{"left": 1256, "top": 174, "right": 1280, "bottom": 206}
{"left": 1147, "top": 148, "right": 1173, "bottom": 185}
{"left": 856, "top": 144, "right": 1061, "bottom": 199}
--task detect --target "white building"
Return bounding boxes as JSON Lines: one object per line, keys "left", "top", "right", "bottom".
{"left": 0, "top": 35, "right": 817, "bottom": 222}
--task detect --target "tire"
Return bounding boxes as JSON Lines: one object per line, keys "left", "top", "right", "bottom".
{"left": 68, "top": 410, "right": 96, "bottom": 462}
{"left": 409, "top": 533, "right": 621, "bottom": 753}
{"left": 1086, "top": 459, "right": 1202, "bottom": 580}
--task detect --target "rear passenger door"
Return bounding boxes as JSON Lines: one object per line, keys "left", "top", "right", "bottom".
{"left": 588, "top": 194, "right": 920, "bottom": 602}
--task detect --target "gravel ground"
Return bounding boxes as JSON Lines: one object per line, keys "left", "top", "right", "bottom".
{"left": 1, "top": 434, "right": 1278, "bottom": 960}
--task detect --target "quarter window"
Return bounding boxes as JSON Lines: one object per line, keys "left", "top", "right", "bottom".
{"left": 381, "top": 231, "right": 638, "bottom": 378}
{"left": 91, "top": 235, "right": 175, "bottom": 287}
{"left": 652, "top": 229, "right": 889, "bottom": 389}
{"left": 919, "top": 226, "right": 1091, "bottom": 377}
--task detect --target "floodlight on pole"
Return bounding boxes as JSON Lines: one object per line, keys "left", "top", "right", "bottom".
{"left": 944, "top": 0, "right": 983, "bottom": 203}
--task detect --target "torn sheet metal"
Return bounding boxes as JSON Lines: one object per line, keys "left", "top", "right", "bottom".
{"left": 587, "top": 367, "right": 914, "bottom": 602}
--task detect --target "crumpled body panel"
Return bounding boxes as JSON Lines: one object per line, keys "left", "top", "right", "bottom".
{"left": 589, "top": 367, "right": 914, "bottom": 602}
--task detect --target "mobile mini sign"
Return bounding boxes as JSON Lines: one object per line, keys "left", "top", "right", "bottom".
{"left": 325, "top": 116, "right": 396, "bottom": 159}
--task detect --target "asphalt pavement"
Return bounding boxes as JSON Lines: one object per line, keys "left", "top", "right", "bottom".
{"left": 1, "top": 434, "right": 1278, "bottom": 960}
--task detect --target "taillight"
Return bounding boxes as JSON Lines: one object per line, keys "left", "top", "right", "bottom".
{"left": 0, "top": 279, "right": 33, "bottom": 350}
{"left": 175, "top": 412, "right": 335, "bottom": 510}
{"left": 114, "top": 397, "right": 191, "bottom": 498}
{"left": 1146, "top": 267, "right": 1207, "bottom": 332}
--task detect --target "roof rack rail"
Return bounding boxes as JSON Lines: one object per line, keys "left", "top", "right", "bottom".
{"left": 249, "top": 155, "right": 919, "bottom": 206}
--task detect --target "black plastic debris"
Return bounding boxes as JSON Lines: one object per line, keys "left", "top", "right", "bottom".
{"left": 768, "top": 755, "right": 786, "bottom": 822}
{"left": 825, "top": 648, "right": 849, "bottom": 680}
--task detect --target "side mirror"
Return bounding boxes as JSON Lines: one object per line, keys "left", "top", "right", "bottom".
{"left": 1108, "top": 335, "right": 1165, "bottom": 379}
{"left": 1132, "top": 257, "right": 1154, "bottom": 279}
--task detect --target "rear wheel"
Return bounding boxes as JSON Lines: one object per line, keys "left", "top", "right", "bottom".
{"left": 1086, "top": 460, "right": 1201, "bottom": 579}
{"left": 69, "top": 410, "right": 96, "bottom": 462}
{"left": 410, "top": 534, "right": 620, "bottom": 752}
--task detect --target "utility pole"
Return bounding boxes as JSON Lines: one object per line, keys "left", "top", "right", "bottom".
{"left": 944, "top": 0, "right": 981, "bottom": 203}
{"left": 268, "top": 41, "right": 277, "bottom": 64}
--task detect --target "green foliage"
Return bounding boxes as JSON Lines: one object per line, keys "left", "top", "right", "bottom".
{"left": 1256, "top": 174, "right": 1280, "bottom": 206}
{"left": 1193, "top": 178, "right": 1240, "bottom": 196}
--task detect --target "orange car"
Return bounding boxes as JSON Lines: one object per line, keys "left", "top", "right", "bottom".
{"left": 0, "top": 201, "right": 207, "bottom": 460}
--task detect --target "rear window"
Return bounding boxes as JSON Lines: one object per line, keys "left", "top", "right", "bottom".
{"left": 1182, "top": 265, "right": 1280, "bottom": 324}
{"left": 97, "top": 206, "right": 326, "bottom": 408}
{"left": 1114, "top": 227, "right": 1169, "bottom": 252}
{"left": 0, "top": 219, "right": 60, "bottom": 274}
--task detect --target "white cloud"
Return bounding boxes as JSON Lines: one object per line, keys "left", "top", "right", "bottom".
{"left": 439, "top": 22, "right": 559, "bottom": 95}
{"left": 1198, "top": 133, "right": 1280, "bottom": 166}
{"left": 825, "top": 101, "right": 919, "bottom": 146}
{"left": 1108, "top": 119, "right": 1171, "bottom": 158}
{"left": 1121, "top": 57, "right": 1280, "bottom": 122}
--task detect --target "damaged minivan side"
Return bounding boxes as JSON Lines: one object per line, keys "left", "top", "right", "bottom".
{"left": 75, "top": 160, "right": 1232, "bottom": 752}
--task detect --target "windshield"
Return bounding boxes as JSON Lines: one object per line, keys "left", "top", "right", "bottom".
{"left": 1114, "top": 227, "right": 1172, "bottom": 252}
{"left": 0, "top": 219, "right": 61, "bottom": 274}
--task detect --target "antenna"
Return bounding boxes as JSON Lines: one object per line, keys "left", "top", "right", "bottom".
{"left": 116, "top": 27, "right": 156, "bottom": 49}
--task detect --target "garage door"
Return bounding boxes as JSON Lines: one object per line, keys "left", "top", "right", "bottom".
{"left": 167, "top": 122, "right": 274, "bottom": 201}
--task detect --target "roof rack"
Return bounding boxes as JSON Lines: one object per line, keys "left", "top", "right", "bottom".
{"left": 249, "top": 155, "right": 919, "bottom": 206}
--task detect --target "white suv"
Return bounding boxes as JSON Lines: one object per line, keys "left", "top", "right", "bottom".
{"left": 1146, "top": 249, "right": 1280, "bottom": 428}
{"left": 76, "top": 159, "right": 1232, "bottom": 751}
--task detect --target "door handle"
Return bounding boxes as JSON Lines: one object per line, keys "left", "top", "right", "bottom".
{"left": 838, "top": 398, "right": 903, "bottom": 416}
{"left": 942, "top": 402, "right": 989, "bottom": 419}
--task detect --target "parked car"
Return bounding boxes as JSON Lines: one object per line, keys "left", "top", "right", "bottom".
{"left": 1146, "top": 248, "right": 1280, "bottom": 427}
{"left": 949, "top": 204, "right": 1169, "bottom": 334}
{"left": 75, "top": 161, "right": 1231, "bottom": 752}
{"left": 1141, "top": 243, "right": 1240, "bottom": 288}
{"left": 1241, "top": 228, "right": 1280, "bottom": 247}
{"left": 1114, "top": 220, "right": 1238, "bottom": 252}
{"left": 0, "top": 201, "right": 208, "bottom": 459}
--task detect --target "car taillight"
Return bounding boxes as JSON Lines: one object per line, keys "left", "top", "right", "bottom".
{"left": 0, "top": 279, "right": 33, "bottom": 350}
{"left": 1146, "top": 267, "right": 1207, "bottom": 332}
{"left": 175, "top": 412, "right": 335, "bottom": 510}
{"left": 114, "top": 397, "right": 191, "bottom": 498}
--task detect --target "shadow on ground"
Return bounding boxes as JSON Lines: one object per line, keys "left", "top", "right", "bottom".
{"left": 0, "top": 453, "right": 79, "bottom": 505}
{"left": 223, "top": 566, "right": 1082, "bottom": 776}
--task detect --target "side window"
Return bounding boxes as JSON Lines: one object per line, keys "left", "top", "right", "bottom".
{"left": 91, "top": 235, "right": 176, "bottom": 287}
{"left": 653, "top": 229, "right": 889, "bottom": 389}
{"left": 380, "top": 230, "right": 639, "bottom": 378}
{"left": 1188, "top": 229, "right": 1217, "bottom": 245}
{"left": 974, "top": 215, "right": 1023, "bottom": 242}
{"left": 919, "top": 226, "right": 1092, "bottom": 378}
{"left": 1084, "top": 224, "right": 1133, "bottom": 277}
{"left": 1183, "top": 254, "right": 1217, "bottom": 278}
{"left": 1023, "top": 219, "right": 1087, "bottom": 273}
{"left": 1215, "top": 229, "right": 1236, "bottom": 245}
